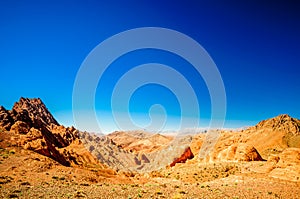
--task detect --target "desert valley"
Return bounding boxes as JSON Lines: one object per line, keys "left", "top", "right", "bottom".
{"left": 0, "top": 97, "right": 299, "bottom": 198}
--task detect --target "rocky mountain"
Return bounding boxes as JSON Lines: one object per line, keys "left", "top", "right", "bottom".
{"left": 0, "top": 97, "right": 106, "bottom": 168}
{"left": 191, "top": 114, "right": 300, "bottom": 162}
{"left": 187, "top": 114, "right": 300, "bottom": 182}
{"left": 0, "top": 98, "right": 58, "bottom": 131}
{"left": 232, "top": 114, "right": 300, "bottom": 159}
{"left": 247, "top": 114, "right": 300, "bottom": 149}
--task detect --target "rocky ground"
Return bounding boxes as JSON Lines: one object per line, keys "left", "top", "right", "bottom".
{"left": 1, "top": 145, "right": 299, "bottom": 199}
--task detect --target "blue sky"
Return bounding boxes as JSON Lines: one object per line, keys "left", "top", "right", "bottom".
{"left": 0, "top": 1, "right": 299, "bottom": 133}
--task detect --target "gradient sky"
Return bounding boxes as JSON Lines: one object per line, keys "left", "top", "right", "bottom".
{"left": 1, "top": 0, "right": 300, "bottom": 133}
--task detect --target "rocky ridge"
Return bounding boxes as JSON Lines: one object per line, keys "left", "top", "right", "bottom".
{"left": 0, "top": 97, "right": 194, "bottom": 172}
{"left": 0, "top": 97, "right": 105, "bottom": 168}
{"left": 188, "top": 114, "right": 300, "bottom": 182}
{"left": 80, "top": 131, "right": 194, "bottom": 172}
{"left": 107, "top": 130, "right": 173, "bottom": 153}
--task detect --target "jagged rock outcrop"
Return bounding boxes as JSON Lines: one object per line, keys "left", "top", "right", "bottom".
{"left": 0, "top": 97, "right": 105, "bottom": 168}
{"left": 11, "top": 97, "right": 59, "bottom": 127}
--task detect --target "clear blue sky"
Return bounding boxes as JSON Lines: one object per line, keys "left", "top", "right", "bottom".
{"left": 1, "top": 0, "right": 299, "bottom": 133}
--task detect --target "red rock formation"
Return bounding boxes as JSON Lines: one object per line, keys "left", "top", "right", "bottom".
{"left": 0, "top": 97, "right": 105, "bottom": 169}
{"left": 170, "top": 147, "right": 194, "bottom": 167}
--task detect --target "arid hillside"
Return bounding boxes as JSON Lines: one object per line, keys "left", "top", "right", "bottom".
{"left": 0, "top": 97, "right": 108, "bottom": 168}
{"left": 80, "top": 131, "right": 193, "bottom": 172}
{"left": 190, "top": 114, "right": 300, "bottom": 159}
{"left": 107, "top": 130, "right": 173, "bottom": 153}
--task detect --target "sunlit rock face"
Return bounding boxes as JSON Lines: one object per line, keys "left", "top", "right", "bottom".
{"left": 0, "top": 97, "right": 105, "bottom": 168}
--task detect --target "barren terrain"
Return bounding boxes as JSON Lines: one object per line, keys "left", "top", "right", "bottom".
{"left": 0, "top": 98, "right": 300, "bottom": 198}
